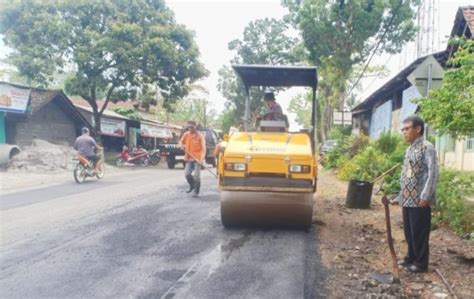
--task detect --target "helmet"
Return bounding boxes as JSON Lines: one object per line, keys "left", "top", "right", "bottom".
{"left": 81, "top": 127, "right": 90, "bottom": 133}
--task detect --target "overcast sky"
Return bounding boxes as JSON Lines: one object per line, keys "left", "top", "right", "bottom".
{"left": 168, "top": 0, "right": 473, "bottom": 124}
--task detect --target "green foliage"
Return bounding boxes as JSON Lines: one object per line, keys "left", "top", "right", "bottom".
{"left": 347, "top": 133, "right": 370, "bottom": 158}
{"left": 111, "top": 107, "right": 141, "bottom": 120}
{"left": 324, "top": 137, "right": 350, "bottom": 169}
{"left": 288, "top": 92, "right": 312, "bottom": 129}
{"left": 328, "top": 126, "right": 352, "bottom": 140}
{"left": 0, "top": 0, "right": 207, "bottom": 133}
{"left": 433, "top": 169, "right": 474, "bottom": 234}
{"left": 283, "top": 0, "right": 419, "bottom": 139}
{"left": 417, "top": 38, "right": 474, "bottom": 138}
{"left": 325, "top": 129, "right": 405, "bottom": 193}
{"left": 217, "top": 18, "right": 301, "bottom": 130}
{"left": 376, "top": 130, "right": 403, "bottom": 154}
{"left": 338, "top": 145, "right": 388, "bottom": 182}
{"left": 323, "top": 131, "right": 367, "bottom": 170}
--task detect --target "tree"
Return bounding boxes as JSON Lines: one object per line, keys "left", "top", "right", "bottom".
{"left": 0, "top": 0, "right": 207, "bottom": 137}
{"left": 153, "top": 84, "right": 218, "bottom": 128}
{"left": 417, "top": 38, "right": 474, "bottom": 138}
{"left": 283, "top": 0, "right": 419, "bottom": 140}
{"left": 217, "top": 18, "right": 301, "bottom": 131}
{"left": 288, "top": 92, "right": 312, "bottom": 129}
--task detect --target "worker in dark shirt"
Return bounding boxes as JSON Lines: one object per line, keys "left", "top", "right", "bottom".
{"left": 257, "top": 91, "right": 283, "bottom": 122}
{"left": 263, "top": 91, "right": 283, "bottom": 115}
{"left": 74, "top": 127, "right": 100, "bottom": 173}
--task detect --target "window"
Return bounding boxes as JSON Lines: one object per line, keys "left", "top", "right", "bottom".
{"left": 439, "top": 134, "right": 455, "bottom": 152}
{"left": 466, "top": 135, "right": 474, "bottom": 152}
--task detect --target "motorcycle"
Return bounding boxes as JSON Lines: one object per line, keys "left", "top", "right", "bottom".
{"left": 148, "top": 149, "right": 161, "bottom": 165}
{"left": 73, "top": 149, "right": 105, "bottom": 183}
{"left": 116, "top": 145, "right": 152, "bottom": 167}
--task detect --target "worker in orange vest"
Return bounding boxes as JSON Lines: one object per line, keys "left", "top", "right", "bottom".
{"left": 179, "top": 120, "right": 206, "bottom": 197}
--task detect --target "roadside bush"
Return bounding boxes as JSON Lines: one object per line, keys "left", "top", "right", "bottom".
{"left": 323, "top": 134, "right": 350, "bottom": 169}
{"left": 377, "top": 132, "right": 407, "bottom": 194}
{"left": 337, "top": 146, "right": 388, "bottom": 182}
{"left": 328, "top": 126, "right": 351, "bottom": 140}
{"left": 323, "top": 128, "right": 361, "bottom": 170}
{"left": 347, "top": 133, "right": 370, "bottom": 158}
{"left": 433, "top": 169, "right": 474, "bottom": 234}
{"left": 376, "top": 131, "right": 403, "bottom": 154}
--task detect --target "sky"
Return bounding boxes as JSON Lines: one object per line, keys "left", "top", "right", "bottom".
{"left": 167, "top": 0, "right": 474, "bottom": 128}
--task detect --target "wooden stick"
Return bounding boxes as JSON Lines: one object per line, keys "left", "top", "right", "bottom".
{"left": 182, "top": 147, "right": 218, "bottom": 178}
{"left": 381, "top": 195, "right": 400, "bottom": 283}
{"left": 372, "top": 163, "right": 401, "bottom": 184}
{"left": 435, "top": 268, "right": 458, "bottom": 299}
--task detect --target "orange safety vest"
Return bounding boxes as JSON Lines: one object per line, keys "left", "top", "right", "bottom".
{"left": 180, "top": 131, "right": 206, "bottom": 161}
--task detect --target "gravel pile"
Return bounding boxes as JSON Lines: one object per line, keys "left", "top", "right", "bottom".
{"left": 9, "top": 139, "right": 76, "bottom": 172}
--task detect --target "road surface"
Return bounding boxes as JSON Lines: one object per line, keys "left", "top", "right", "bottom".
{"left": 0, "top": 167, "right": 326, "bottom": 298}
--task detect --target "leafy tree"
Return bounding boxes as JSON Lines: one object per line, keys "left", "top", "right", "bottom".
{"left": 0, "top": 0, "right": 207, "bottom": 136}
{"left": 283, "top": 0, "right": 419, "bottom": 140}
{"left": 111, "top": 107, "right": 141, "bottom": 120}
{"left": 217, "top": 18, "right": 301, "bottom": 131}
{"left": 154, "top": 85, "right": 218, "bottom": 128}
{"left": 288, "top": 92, "right": 312, "bottom": 129}
{"left": 417, "top": 38, "right": 474, "bottom": 138}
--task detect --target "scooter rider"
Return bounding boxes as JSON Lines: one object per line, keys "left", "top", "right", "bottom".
{"left": 74, "top": 127, "right": 100, "bottom": 173}
{"left": 179, "top": 121, "right": 206, "bottom": 197}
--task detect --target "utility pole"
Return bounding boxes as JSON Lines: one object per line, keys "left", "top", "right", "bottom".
{"left": 415, "top": 0, "right": 439, "bottom": 58}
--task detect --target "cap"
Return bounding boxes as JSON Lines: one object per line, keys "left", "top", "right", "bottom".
{"left": 186, "top": 120, "right": 197, "bottom": 127}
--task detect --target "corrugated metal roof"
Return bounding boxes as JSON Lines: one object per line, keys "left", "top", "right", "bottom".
{"left": 351, "top": 51, "right": 446, "bottom": 112}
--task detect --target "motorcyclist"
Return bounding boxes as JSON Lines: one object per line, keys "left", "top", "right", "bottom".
{"left": 74, "top": 127, "right": 101, "bottom": 173}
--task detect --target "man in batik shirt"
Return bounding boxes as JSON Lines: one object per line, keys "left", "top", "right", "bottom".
{"left": 396, "top": 115, "right": 438, "bottom": 273}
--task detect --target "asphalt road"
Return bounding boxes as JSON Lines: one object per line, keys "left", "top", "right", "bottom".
{"left": 0, "top": 166, "right": 326, "bottom": 298}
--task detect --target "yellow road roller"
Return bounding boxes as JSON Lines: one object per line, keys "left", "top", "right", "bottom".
{"left": 218, "top": 65, "right": 318, "bottom": 228}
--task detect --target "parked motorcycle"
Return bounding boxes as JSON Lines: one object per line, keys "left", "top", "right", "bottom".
{"left": 148, "top": 149, "right": 161, "bottom": 165}
{"left": 73, "top": 150, "right": 105, "bottom": 183}
{"left": 116, "top": 145, "right": 152, "bottom": 167}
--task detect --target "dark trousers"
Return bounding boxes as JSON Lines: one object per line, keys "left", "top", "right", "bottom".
{"left": 402, "top": 207, "right": 431, "bottom": 269}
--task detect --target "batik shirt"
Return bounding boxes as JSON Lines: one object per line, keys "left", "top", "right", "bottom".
{"left": 398, "top": 137, "right": 438, "bottom": 208}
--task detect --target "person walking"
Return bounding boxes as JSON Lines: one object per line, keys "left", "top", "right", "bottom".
{"left": 180, "top": 121, "right": 206, "bottom": 197}
{"left": 395, "top": 115, "right": 438, "bottom": 273}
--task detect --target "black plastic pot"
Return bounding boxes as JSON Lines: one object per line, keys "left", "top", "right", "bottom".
{"left": 345, "top": 180, "right": 373, "bottom": 209}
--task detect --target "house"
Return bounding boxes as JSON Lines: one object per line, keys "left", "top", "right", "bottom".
{"left": 352, "top": 6, "right": 474, "bottom": 171}
{"left": 437, "top": 6, "right": 474, "bottom": 171}
{"left": 73, "top": 103, "right": 140, "bottom": 152}
{"left": 71, "top": 98, "right": 181, "bottom": 151}
{"left": 0, "top": 81, "right": 91, "bottom": 147}
{"left": 351, "top": 51, "right": 446, "bottom": 138}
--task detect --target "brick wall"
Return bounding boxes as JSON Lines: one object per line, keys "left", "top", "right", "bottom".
{"left": 15, "top": 100, "right": 77, "bottom": 147}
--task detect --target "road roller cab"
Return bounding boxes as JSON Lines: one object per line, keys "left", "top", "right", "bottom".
{"left": 218, "top": 65, "right": 318, "bottom": 228}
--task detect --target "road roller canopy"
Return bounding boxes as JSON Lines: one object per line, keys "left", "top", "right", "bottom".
{"left": 231, "top": 65, "right": 317, "bottom": 90}
{"left": 231, "top": 64, "right": 318, "bottom": 149}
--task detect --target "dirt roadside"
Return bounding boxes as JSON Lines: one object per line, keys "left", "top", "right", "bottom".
{"left": 314, "top": 169, "right": 473, "bottom": 298}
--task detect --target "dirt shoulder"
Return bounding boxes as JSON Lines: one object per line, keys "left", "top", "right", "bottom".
{"left": 314, "top": 169, "right": 473, "bottom": 298}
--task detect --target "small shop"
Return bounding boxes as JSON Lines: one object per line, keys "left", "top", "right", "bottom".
{"left": 1, "top": 81, "right": 91, "bottom": 147}
{"left": 0, "top": 82, "right": 31, "bottom": 144}
{"left": 139, "top": 120, "right": 173, "bottom": 149}
{"left": 74, "top": 105, "right": 139, "bottom": 152}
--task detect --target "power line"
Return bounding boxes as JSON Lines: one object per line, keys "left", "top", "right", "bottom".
{"left": 343, "top": 0, "right": 405, "bottom": 101}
